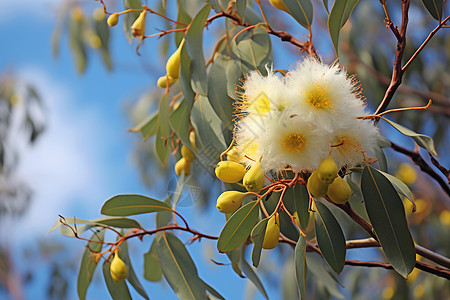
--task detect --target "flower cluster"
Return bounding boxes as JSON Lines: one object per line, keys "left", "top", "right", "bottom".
{"left": 234, "top": 58, "right": 379, "bottom": 173}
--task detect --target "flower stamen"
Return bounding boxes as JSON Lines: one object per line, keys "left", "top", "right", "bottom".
{"left": 281, "top": 132, "right": 306, "bottom": 153}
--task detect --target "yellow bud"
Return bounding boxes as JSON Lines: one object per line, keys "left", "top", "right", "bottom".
{"left": 175, "top": 158, "right": 191, "bottom": 176}
{"left": 157, "top": 75, "right": 177, "bottom": 88}
{"left": 317, "top": 154, "right": 338, "bottom": 185}
{"left": 131, "top": 10, "right": 146, "bottom": 38}
{"left": 226, "top": 147, "right": 240, "bottom": 162}
{"left": 107, "top": 13, "right": 119, "bottom": 27}
{"left": 93, "top": 8, "right": 105, "bottom": 21}
{"left": 215, "top": 161, "right": 246, "bottom": 183}
{"left": 216, "top": 191, "right": 247, "bottom": 214}
{"left": 181, "top": 145, "right": 195, "bottom": 162}
{"left": 269, "top": 0, "right": 290, "bottom": 14}
{"left": 243, "top": 161, "right": 265, "bottom": 193}
{"left": 307, "top": 171, "right": 329, "bottom": 198}
{"left": 72, "top": 7, "right": 84, "bottom": 21}
{"left": 395, "top": 163, "right": 417, "bottom": 186}
{"left": 327, "top": 176, "right": 351, "bottom": 204}
{"left": 166, "top": 39, "right": 185, "bottom": 78}
{"left": 189, "top": 131, "right": 197, "bottom": 152}
{"left": 440, "top": 210, "right": 450, "bottom": 226}
{"left": 88, "top": 34, "right": 102, "bottom": 49}
{"left": 110, "top": 253, "right": 127, "bottom": 281}
{"left": 262, "top": 213, "right": 280, "bottom": 249}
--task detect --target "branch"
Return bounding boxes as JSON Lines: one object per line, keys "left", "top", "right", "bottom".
{"left": 390, "top": 141, "right": 450, "bottom": 196}
{"left": 375, "top": 0, "right": 410, "bottom": 115}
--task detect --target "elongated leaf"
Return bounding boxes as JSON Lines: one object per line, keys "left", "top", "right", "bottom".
{"left": 49, "top": 216, "right": 142, "bottom": 233}
{"left": 185, "top": 4, "right": 211, "bottom": 96}
{"left": 361, "top": 165, "right": 416, "bottom": 277}
{"left": 101, "top": 194, "right": 171, "bottom": 216}
{"left": 420, "top": 0, "right": 443, "bottom": 21}
{"left": 94, "top": 10, "right": 112, "bottom": 71}
{"left": 240, "top": 257, "right": 269, "bottom": 299}
{"left": 156, "top": 197, "right": 173, "bottom": 228}
{"left": 155, "top": 94, "right": 171, "bottom": 163}
{"left": 265, "top": 191, "right": 299, "bottom": 241}
{"left": 144, "top": 239, "right": 163, "bottom": 282}
{"left": 210, "top": 0, "right": 222, "bottom": 13}
{"left": 236, "top": 0, "right": 247, "bottom": 22}
{"left": 283, "top": 0, "right": 314, "bottom": 29}
{"left": 293, "top": 184, "right": 310, "bottom": 231}
{"left": 175, "top": 0, "right": 192, "bottom": 46}
{"left": 102, "top": 259, "right": 132, "bottom": 300}
{"left": 179, "top": 45, "right": 196, "bottom": 108}
{"left": 120, "top": 241, "right": 149, "bottom": 299}
{"left": 217, "top": 201, "right": 260, "bottom": 252}
{"left": 201, "top": 279, "right": 225, "bottom": 300}
{"left": 77, "top": 230, "right": 105, "bottom": 300}
{"left": 322, "top": 0, "right": 330, "bottom": 13}
{"left": 328, "top": 0, "right": 359, "bottom": 55}
{"left": 169, "top": 99, "right": 193, "bottom": 150}
{"left": 306, "top": 253, "right": 344, "bottom": 298}
{"left": 314, "top": 201, "right": 346, "bottom": 273}
{"left": 282, "top": 257, "right": 300, "bottom": 300}
{"left": 69, "top": 15, "right": 87, "bottom": 74}
{"left": 250, "top": 218, "right": 268, "bottom": 267}
{"left": 294, "top": 235, "right": 307, "bottom": 300}
{"left": 383, "top": 118, "right": 437, "bottom": 156}
{"left": 156, "top": 231, "right": 207, "bottom": 300}
{"left": 373, "top": 145, "right": 388, "bottom": 172}
{"left": 129, "top": 113, "right": 158, "bottom": 140}
{"left": 378, "top": 170, "right": 414, "bottom": 204}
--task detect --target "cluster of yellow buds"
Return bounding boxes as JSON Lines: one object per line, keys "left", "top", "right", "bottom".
{"left": 307, "top": 154, "right": 351, "bottom": 204}
{"left": 157, "top": 39, "right": 185, "bottom": 88}
{"left": 174, "top": 131, "right": 196, "bottom": 176}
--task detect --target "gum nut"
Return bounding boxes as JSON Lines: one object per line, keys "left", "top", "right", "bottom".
{"left": 307, "top": 171, "right": 329, "bottom": 198}
{"left": 157, "top": 75, "right": 177, "bottom": 88}
{"left": 189, "top": 131, "right": 197, "bottom": 152}
{"left": 110, "top": 254, "right": 127, "bottom": 281}
{"left": 226, "top": 147, "right": 240, "bottom": 162}
{"left": 262, "top": 213, "right": 280, "bottom": 249}
{"left": 107, "top": 13, "right": 119, "bottom": 26}
{"left": 181, "top": 145, "right": 195, "bottom": 162}
{"left": 216, "top": 191, "right": 247, "bottom": 214}
{"left": 175, "top": 158, "right": 187, "bottom": 176}
{"left": 166, "top": 39, "right": 185, "bottom": 78}
{"left": 215, "top": 161, "right": 246, "bottom": 183}
{"left": 327, "top": 176, "right": 351, "bottom": 204}
{"left": 317, "top": 154, "right": 338, "bottom": 185}
{"left": 243, "top": 161, "right": 265, "bottom": 193}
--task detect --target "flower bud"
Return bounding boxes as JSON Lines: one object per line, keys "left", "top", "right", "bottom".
{"left": 181, "top": 145, "right": 195, "bottom": 162}
{"left": 107, "top": 13, "right": 119, "bottom": 27}
{"left": 243, "top": 161, "right": 265, "bottom": 193}
{"left": 269, "top": 0, "right": 290, "bottom": 13}
{"left": 327, "top": 176, "right": 351, "bottom": 204}
{"left": 226, "top": 147, "right": 240, "bottom": 162}
{"left": 216, "top": 191, "right": 247, "bottom": 214}
{"left": 215, "top": 161, "right": 246, "bottom": 183}
{"left": 110, "top": 253, "right": 127, "bottom": 281}
{"left": 131, "top": 10, "right": 146, "bottom": 37}
{"left": 175, "top": 158, "right": 191, "bottom": 176}
{"left": 262, "top": 213, "right": 280, "bottom": 249}
{"left": 189, "top": 131, "right": 197, "bottom": 152}
{"left": 317, "top": 154, "right": 338, "bottom": 185}
{"left": 166, "top": 39, "right": 185, "bottom": 78}
{"left": 307, "top": 170, "right": 329, "bottom": 198}
{"left": 157, "top": 75, "right": 177, "bottom": 88}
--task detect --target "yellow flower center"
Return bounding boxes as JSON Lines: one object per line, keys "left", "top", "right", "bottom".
{"left": 281, "top": 132, "right": 306, "bottom": 153}
{"left": 305, "top": 84, "right": 333, "bottom": 110}
{"left": 250, "top": 93, "right": 270, "bottom": 114}
{"left": 333, "top": 135, "right": 363, "bottom": 164}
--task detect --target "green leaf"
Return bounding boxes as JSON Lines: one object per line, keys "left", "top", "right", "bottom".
{"left": 77, "top": 230, "right": 105, "bottom": 300}
{"left": 155, "top": 94, "right": 171, "bottom": 164}
{"left": 328, "top": 0, "right": 359, "bottom": 56}
{"left": 282, "top": 257, "right": 300, "bottom": 300}
{"left": 144, "top": 239, "right": 163, "bottom": 282}
{"left": 69, "top": 16, "right": 88, "bottom": 74}
{"left": 155, "top": 231, "right": 207, "bottom": 300}
{"left": 201, "top": 279, "right": 225, "bottom": 300}
{"left": 294, "top": 235, "right": 307, "bottom": 300}
{"left": 378, "top": 170, "right": 414, "bottom": 205}
{"left": 185, "top": 4, "right": 211, "bottom": 96}
{"left": 236, "top": 0, "right": 247, "bottom": 23}
{"left": 119, "top": 241, "right": 149, "bottom": 299}
{"left": 129, "top": 113, "right": 158, "bottom": 140}
{"left": 346, "top": 175, "right": 370, "bottom": 222}
{"left": 207, "top": 53, "right": 235, "bottom": 129}
{"left": 264, "top": 191, "right": 299, "bottom": 241}
{"left": 240, "top": 256, "right": 269, "bottom": 299}
{"left": 156, "top": 197, "right": 173, "bottom": 228}
{"left": 210, "top": 0, "right": 223, "bottom": 13}
{"left": 314, "top": 200, "right": 346, "bottom": 273}
{"left": 101, "top": 194, "right": 171, "bottom": 216}
{"left": 322, "top": 0, "right": 330, "bottom": 14}
{"left": 217, "top": 200, "right": 260, "bottom": 252}
{"left": 293, "top": 184, "right": 310, "bottom": 231}
{"left": 176, "top": 0, "right": 192, "bottom": 46}
{"left": 250, "top": 218, "right": 268, "bottom": 267}
{"left": 373, "top": 145, "right": 388, "bottom": 172}
{"left": 169, "top": 99, "right": 194, "bottom": 150}
{"left": 306, "top": 253, "right": 344, "bottom": 298}
{"left": 361, "top": 166, "right": 416, "bottom": 277}
{"left": 420, "top": 0, "right": 443, "bottom": 21}
{"left": 102, "top": 258, "right": 132, "bottom": 300}
{"left": 383, "top": 118, "right": 437, "bottom": 156}
{"left": 179, "top": 45, "right": 196, "bottom": 108}
{"left": 123, "top": 0, "right": 142, "bottom": 44}
{"left": 225, "top": 55, "right": 243, "bottom": 100}
{"left": 49, "top": 216, "right": 142, "bottom": 235}
{"left": 226, "top": 247, "right": 244, "bottom": 278}
{"left": 94, "top": 12, "right": 113, "bottom": 71}
{"left": 283, "top": 0, "right": 314, "bottom": 29}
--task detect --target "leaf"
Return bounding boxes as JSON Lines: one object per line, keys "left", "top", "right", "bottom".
{"left": 123, "top": 0, "right": 142, "bottom": 44}
{"left": 322, "top": 0, "right": 330, "bottom": 14}
{"left": 283, "top": 0, "right": 314, "bottom": 29}
{"left": 361, "top": 165, "right": 416, "bottom": 277}
{"left": 129, "top": 113, "right": 158, "bottom": 140}
{"left": 201, "top": 279, "right": 225, "bottom": 300}
{"left": 378, "top": 170, "right": 414, "bottom": 204}
{"left": 207, "top": 53, "right": 235, "bottom": 129}
{"left": 373, "top": 145, "right": 388, "bottom": 172}
{"left": 240, "top": 257, "right": 269, "bottom": 299}
{"left": 314, "top": 200, "right": 346, "bottom": 273}
{"left": 101, "top": 194, "right": 171, "bottom": 216}
{"left": 77, "top": 230, "right": 105, "bottom": 300}
{"left": 49, "top": 217, "right": 142, "bottom": 235}
{"left": 420, "top": 0, "right": 443, "bottom": 21}
{"left": 250, "top": 218, "right": 268, "bottom": 267}
{"left": 294, "top": 235, "right": 307, "bottom": 300}
{"left": 226, "top": 247, "right": 244, "bottom": 278}
{"left": 328, "top": 0, "right": 359, "bottom": 56}
{"left": 155, "top": 231, "right": 207, "bottom": 300}
{"left": 383, "top": 118, "right": 437, "bottom": 156}
{"left": 236, "top": 0, "right": 247, "bottom": 23}
{"left": 169, "top": 99, "right": 193, "bottom": 150}
{"left": 156, "top": 197, "right": 173, "bottom": 228}
{"left": 217, "top": 200, "right": 260, "bottom": 253}
{"left": 185, "top": 4, "right": 211, "bottom": 96}
{"left": 69, "top": 16, "right": 87, "bottom": 74}
{"left": 102, "top": 259, "right": 132, "bottom": 300}
{"left": 265, "top": 191, "right": 299, "bottom": 241}
{"left": 144, "top": 239, "right": 163, "bottom": 282}
{"left": 175, "top": 0, "right": 192, "bottom": 46}
{"left": 293, "top": 184, "right": 310, "bottom": 231}
{"left": 210, "top": 0, "right": 222, "bottom": 13}
{"left": 119, "top": 241, "right": 149, "bottom": 299}
{"left": 94, "top": 11, "right": 113, "bottom": 71}
{"left": 179, "top": 45, "right": 196, "bottom": 107}
{"left": 282, "top": 257, "right": 300, "bottom": 300}
{"left": 155, "top": 94, "right": 171, "bottom": 164}
{"left": 306, "top": 253, "right": 344, "bottom": 298}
